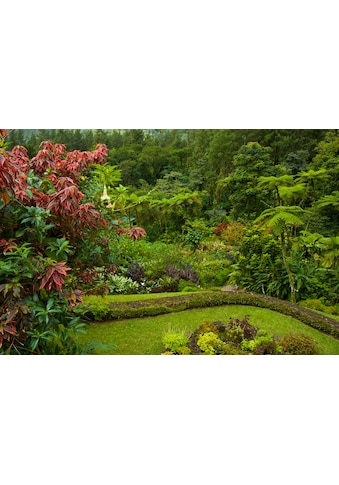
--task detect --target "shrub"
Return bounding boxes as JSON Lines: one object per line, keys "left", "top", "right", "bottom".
{"left": 228, "top": 316, "right": 258, "bottom": 340}
{"left": 177, "top": 346, "right": 191, "bottom": 355}
{"left": 278, "top": 333, "right": 319, "bottom": 355}
{"left": 177, "top": 279, "right": 199, "bottom": 292}
{"left": 197, "top": 321, "right": 219, "bottom": 335}
{"left": 197, "top": 332, "right": 224, "bottom": 355}
{"left": 195, "top": 259, "right": 231, "bottom": 286}
{"left": 166, "top": 265, "right": 200, "bottom": 285}
{"left": 162, "top": 332, "right": 189, "bottom": 354}
{"left": 215, "top": 341, "right": 244, "bottom": 355}
{"left": 106, "top": 274, "right": 139, "bottom": 294}
{"left": 224, "top": 325, "right": 245, "bottom": 345}
{"left": 300, "top": 299, "right": 338, "bottom": 315}
{"left": 125, "top": 262, "right": 145, "bottom": 282}
{"left": 181, "top": 285, "right": 199, "bottom": 293}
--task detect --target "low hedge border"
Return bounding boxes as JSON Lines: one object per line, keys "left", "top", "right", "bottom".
{"left": 75, "top": 291, "right": 339, "bottom": 340}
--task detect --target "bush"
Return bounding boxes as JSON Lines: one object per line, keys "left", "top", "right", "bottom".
{"left": 177, "top": 279, "right": 199, "bottom": 292}
{"left": 166, "top": 265, "right": 200, "bottom": 285}
{"left": 278, "top": 333, "right": 319, "bottom": 355}
{"left": 162, "top": 332, "right": 189, "bottom": 354}
{"left": 300, "top": 299, "right": 338, "bottom": 315}
{"left": 106, "top": 274, "right": 139, "bottom": 294}
{"left": 195, "top": 259, "right": 231, "bottom": 286}
{"left": 197, "top": 321, "right": 219, "bottom": 335}
{"left": 224, "top": 325, "right": 245, "bottom": 345}
{"left": 197, "top": 332, "right": 224, "bottom": 355}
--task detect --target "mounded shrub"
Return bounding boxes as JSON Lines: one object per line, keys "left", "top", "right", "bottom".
{"left": 162, "top": 332, "right": 190, "bottom": 354}
{"left": 277, "top": 333, "right": 319, "bottom": 355}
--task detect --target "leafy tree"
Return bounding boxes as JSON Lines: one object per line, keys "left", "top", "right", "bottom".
{"left": 311, "top": 131, "right": 339, "bottom": 195}
{"left": 220, "top": 142, "right": 275, "bottom": 220}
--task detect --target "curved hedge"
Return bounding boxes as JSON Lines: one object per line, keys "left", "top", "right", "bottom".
{"left": 76, "top": 291, "right": 339, "bottom": 339}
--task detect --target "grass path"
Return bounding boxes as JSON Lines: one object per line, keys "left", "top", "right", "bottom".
{"left": 78, "top": 305, "right": 339, "bottom": 355}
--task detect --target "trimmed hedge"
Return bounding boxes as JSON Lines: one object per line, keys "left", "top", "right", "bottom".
{"left": 75, "top": 291, "right": 339, "bottom": 339}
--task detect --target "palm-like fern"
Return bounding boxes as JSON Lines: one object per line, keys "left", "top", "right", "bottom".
{"left": 257, "top": 175, "right": 294, "bottom": 205}
{"left": 255, "top": 206, "right": 305, "bottom": 303}
{"left": 255, "top": 206, "right": 305, "bottom": 236}
{"left": 317, "top": 191, "right": 339, "bottom": 210}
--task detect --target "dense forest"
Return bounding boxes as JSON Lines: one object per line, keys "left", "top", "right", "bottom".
{"left": 1, "top": 128, "right": 338, "bottom": 353}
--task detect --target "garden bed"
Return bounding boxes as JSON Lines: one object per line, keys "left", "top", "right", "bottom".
{"left": 76, "top": 290, "right": 339, "bottom": 339}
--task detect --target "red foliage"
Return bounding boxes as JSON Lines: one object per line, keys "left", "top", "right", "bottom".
{"left": 0, "top": 238, "right": 18, "bottom": 254}
{"left": 92, "top": 144, "right": 108, "bottom": 164}
{"left": 38, "top": 261, "right": 71, "bottom": 292}
{"left": 47, "top": 184, "right": 84, "bottom": 216}
{"left": 74, "top": 203, "right": 108, "bottom": 229}
{"left": 213, "top": 223, "right": 228, "bottom": 235}
{"left": 117, "top": 226, "right": 147, "bottom": 240}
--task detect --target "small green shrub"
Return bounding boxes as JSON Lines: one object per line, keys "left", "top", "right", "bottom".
{"left": 197, "top": 321, "right": 219, "bottom": 335}
{"left": 224, "top": 325, "right": 245, "bottom": 345}
{"left": 227, "top": 316, "right": 258, "bottom": 340}
{"left": 241, "top": 335, "right": 277, "bottom": 354}
{"left": 181, "top": 286, "right": 199, "bottom": 293}
{"left": 177, "top": 279, "right": 199, "bottom": 292}
{"left": 300, "top": 299, "right": 338, "bottom": 315}
{"left": 177, "top": 346, "right": 191, "bottom": 355}
{"left": 106, "top": 274, "right": 139, "bottom": 294}
{"left": 162, "top": 332, "right": 189, "bottom": 354}
{"left": 278, "top": 333, "right": 320, "bottom": 355}
{"left": 215, "top": 342, "right": 245, "bottom": 355}
{"left": 197, "top": 332, "right": 224, "bottom": 355}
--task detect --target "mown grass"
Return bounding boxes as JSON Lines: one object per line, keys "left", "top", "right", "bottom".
{"left": 83, "top": 292, "right": 201, "bottom": 304}
{"left": 78, "top": 305, "right": 339, "bottom": 355}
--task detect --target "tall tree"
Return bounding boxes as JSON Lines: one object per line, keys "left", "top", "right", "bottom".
{"left": 255, "top": 206, "right": 306, "bottom": 303}
{"left": 220, "top": 142, "right": 275, "bottom": 220}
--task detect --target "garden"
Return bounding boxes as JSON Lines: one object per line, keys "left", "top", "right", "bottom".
{"left": 1, "top": 129, "right": 338, "bottom": 355}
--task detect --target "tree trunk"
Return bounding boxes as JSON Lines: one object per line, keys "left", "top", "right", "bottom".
{"left": 280, "top": 232, "right": 296, "bottom": 304}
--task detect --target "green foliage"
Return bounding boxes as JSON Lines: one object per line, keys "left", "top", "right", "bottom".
{"left": 180, "top": 285, "right": 199, "bottom": 293}
{"left": 197, "top": 331, "right": 224, "bottom": 355}
{"left": 225, "top": 325, "right": 245, "bottom": 345}
{"left": 24, "top": 294, "right": 87, "bottom": 354}
{"left": 75, "top": 296, "right": 111, "bottom": 321}
{"left": 45, "top": 238, "right": 74, "bottom": 262}
{"left": 241, "top": 334, "right": 277, "bottom": 354}
{"left": 106, "top": 274, "right": 139, "bottom": 294}
{"left": 197, "top": 321, "right": 219, "bottom": 335}
{"left": 299, "top": 299, "right": 338, "bottom": 315}
{"left": 162, "top": 332, "right": 189, "bottom": 354}
{"left": 230, "top": 227, "right": 289, "bottom": 298}
{"left": 221, "top": 142, "right": 275, "bottom": 220}
{"left": 278, "top": 333, "right": 319, "bottom": 355}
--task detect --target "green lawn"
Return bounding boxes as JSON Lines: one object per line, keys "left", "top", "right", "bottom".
{"left": 83, "top": 292, "right": 199, "bottom": 304}
{"left": 78, "top": 305, "right": 339, "bottom": 355}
